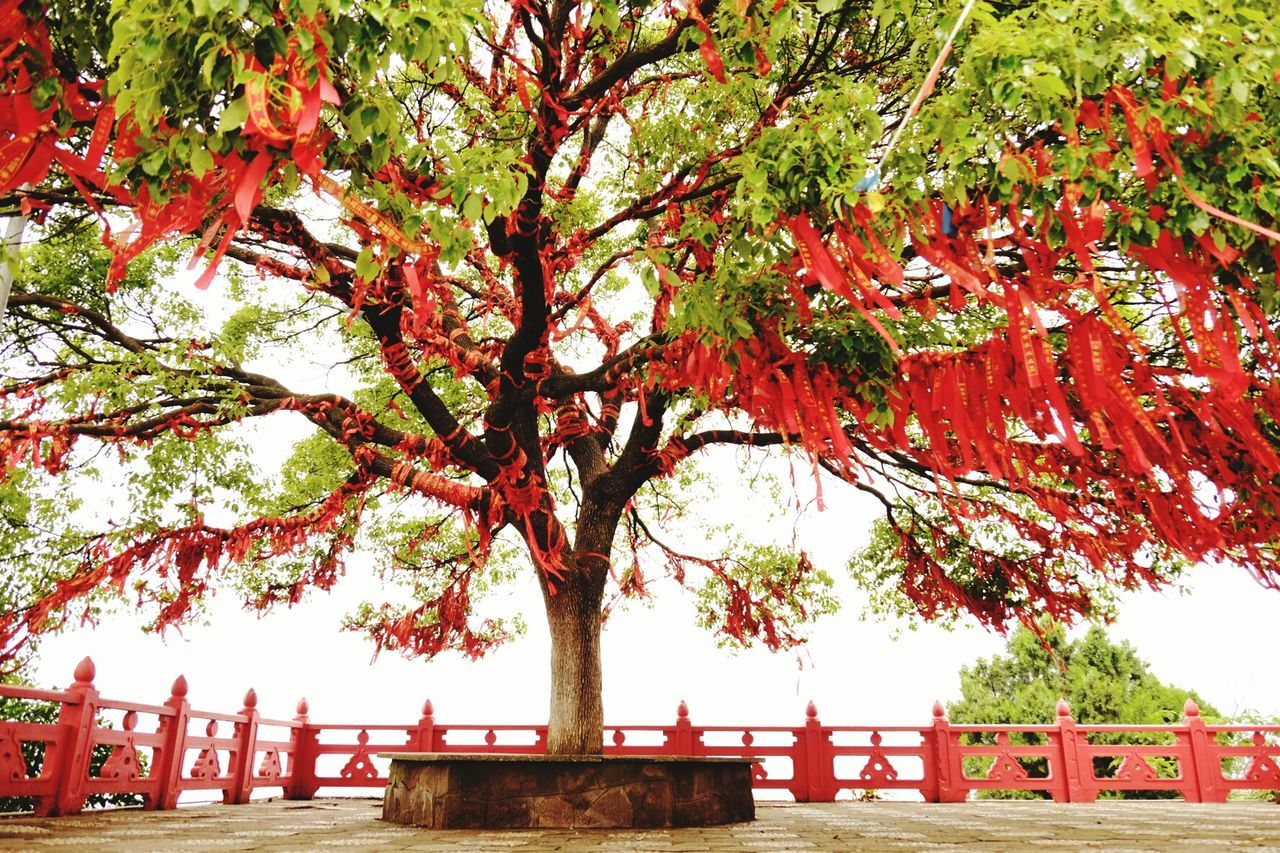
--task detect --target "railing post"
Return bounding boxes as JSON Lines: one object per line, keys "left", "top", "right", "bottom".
{"left": 787, "top": 701, "right": 827, "bottom": 802}
{"left": 672, "top": 700, "right": 693, "bottom": 755}
{"left": 1181, "top": 699, "right": 1227, "bottom": 802}
{"left": 1049, "top": 699, "right": 1087, "bottom": 803}
{"left": 410, "top": 699, "right": 437, "bottom": 752}
{"left": 285, "top": 698, "right": 319, "bottom": 800}
{"left": 802, "top": 701, "right": 836, "bottom": 802}
{"left": 919, "top": 702, "right": 941, "bottom": 802}
{"left": 44, "top": 657, "right": 99, "bottom": 816}
{"left": 788, "top": 714, "right": 809, "bottom": 802}
{"left": 225, "top": 688, "right": 260, "bottom": 805}
{"left": 930, "top": 701, "right": 966, "bottom": 802}
{"left": 152, "top": 675, "right": 191, "bottom": 810}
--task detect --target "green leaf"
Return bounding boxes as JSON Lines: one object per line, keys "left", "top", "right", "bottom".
{"left": 355, "top": 247, "right": 378, "bottom": 282}
{"left": 217, "top": 98, "right": 248, "bottom": 134}
{"left": 462, "top": 192, "right": 483, "bottom": 224}
{"left": 189, "top": 147, "right": 215, "bottom": 178}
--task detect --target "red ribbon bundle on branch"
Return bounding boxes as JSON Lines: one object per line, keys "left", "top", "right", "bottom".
{"left": 649, "top": 81, "right": 1280, "bottom": 627}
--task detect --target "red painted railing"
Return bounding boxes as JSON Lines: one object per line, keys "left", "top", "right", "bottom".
{"left": 1, "top": 658, "right": 1277, "bottom": 815}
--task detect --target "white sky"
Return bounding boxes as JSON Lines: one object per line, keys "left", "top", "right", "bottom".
{"left": 29, "top": 486, "right": 1280, "bottom": 730}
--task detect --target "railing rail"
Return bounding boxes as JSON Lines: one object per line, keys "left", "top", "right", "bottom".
{"left": 1, "top": 658, "right": 1277, "bottom": 815}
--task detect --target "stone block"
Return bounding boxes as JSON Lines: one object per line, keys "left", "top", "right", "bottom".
{"left": 578, "top": 786, "right": 634, "bottom": 828}
{"left": 530, "top": 795, "right": 576, "bottom": 828}
{"left": 380, "top": 754, "right": 755, "bottom": 829}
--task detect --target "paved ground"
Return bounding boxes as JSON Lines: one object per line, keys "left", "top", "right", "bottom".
{"left": 1, "top": 797, "right": 1279, "bottom": 851}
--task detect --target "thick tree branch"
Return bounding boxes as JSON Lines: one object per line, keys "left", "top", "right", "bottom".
{"left": 542, "top": 337, "right": 665, "bottom": 398}
{"left": 563, "top": 0, "right": 718, "bottom": 109}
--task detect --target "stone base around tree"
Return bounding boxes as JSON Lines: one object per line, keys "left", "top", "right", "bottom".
{"left": 379, "top": 753, "right": 756, "bottom": 829}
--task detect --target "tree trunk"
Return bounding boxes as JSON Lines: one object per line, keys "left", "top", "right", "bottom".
{"left": 542, "top": 496, "right": 619, "bottom": 755}
{"left": 543, "top": 571, "right": 606, "bottom": 755}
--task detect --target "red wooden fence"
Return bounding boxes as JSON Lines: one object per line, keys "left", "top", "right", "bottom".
{"left": 1, "top": 658, "right": 1277, "bottom": 815}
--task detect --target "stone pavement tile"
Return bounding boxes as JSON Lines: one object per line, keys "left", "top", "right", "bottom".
{"left": 0, "top": 824, "right": 52, "bottom": 836}
{"left": 3, "top": 797, "right": 1280, "bottom": 851}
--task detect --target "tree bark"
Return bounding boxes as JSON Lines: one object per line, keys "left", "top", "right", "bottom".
{"left": 543, "top": 570, "right": 606, "bottom": 755}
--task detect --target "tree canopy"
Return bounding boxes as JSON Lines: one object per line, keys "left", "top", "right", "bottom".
{"left": 950, "top": 621, "right": 1218, "bottom": 729}
{"left": 2, "top": 0, "right": 1280, "bottom": 752}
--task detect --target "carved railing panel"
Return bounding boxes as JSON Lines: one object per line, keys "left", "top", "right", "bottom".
{"left": 3, "top": 659, "right": 1277, "bottom": 813}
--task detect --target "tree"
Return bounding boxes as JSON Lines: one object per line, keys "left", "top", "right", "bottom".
{"left": 948, "top": 621, "right": 1218, "bottom": 798}
{"left": 2, "top": 0, "right": 1279, "bottom": 756}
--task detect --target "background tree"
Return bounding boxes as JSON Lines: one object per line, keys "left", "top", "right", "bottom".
{"left": 2, "top": 0, "right": 1280, "bottom": 756}
{"left": 948, "top": 620, "right": 1219, "bottom": 799}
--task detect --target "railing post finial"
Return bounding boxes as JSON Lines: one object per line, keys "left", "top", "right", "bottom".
{"left": 73, "top": 656, "right": 95, "bottom": 685}
{"left": 671, "top": 699, "right": 694, "bottom": 756}
{"left": 1183, "top": 698, "right": 1200, "bottom": 718}
{"left": 413, "top": 698, "right": 437, "bottom": 754}
{"left": 296, "top": 697, "right": 309, "bottom": 718}
{"left": 1056, "top": 699, "right": 1072, "bottom": 719}
{"left": 242, "top": 688, "right": 258, "bottom": 710}
{"left": 170, "top": 675, "right": 189, "bottom": 699}
{"left": 931, "top": 700, "right": 946, "bottom": 721}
